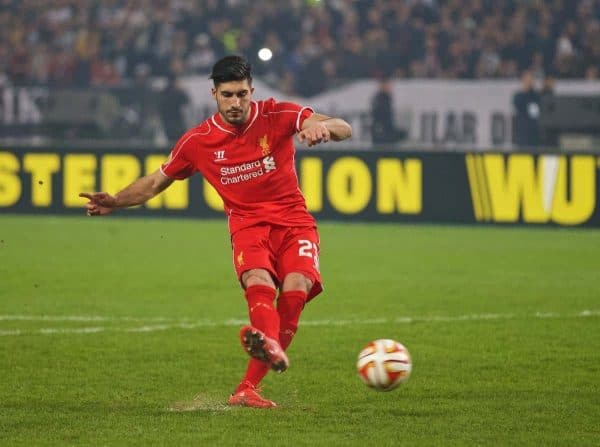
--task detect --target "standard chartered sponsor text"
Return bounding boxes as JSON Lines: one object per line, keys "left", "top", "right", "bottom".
{"left": 221, "top": 160, "right": 264, "bottom": 185}
{"left": 220, "top": 160, "right": 261, "bottom": 175}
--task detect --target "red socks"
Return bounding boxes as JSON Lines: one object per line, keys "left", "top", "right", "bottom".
{"left": 239, "top": 360, "right": 270, "bottom": 391}
{"left": 239, "top": 288, "right": 307, "bottom": 389}
{"left": 277, "top": 290, "right": 307, "bottom": 350}
{"left": 245, "top": 285, "right": 279, "bottom": 339}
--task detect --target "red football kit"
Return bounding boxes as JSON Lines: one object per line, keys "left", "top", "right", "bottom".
{"left": 160, "top": 98, "right": 322, "bottom": 298}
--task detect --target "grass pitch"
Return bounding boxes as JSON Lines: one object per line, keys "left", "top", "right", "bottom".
{"left": 0, "top": 215, "right": 598, "bottom": 446}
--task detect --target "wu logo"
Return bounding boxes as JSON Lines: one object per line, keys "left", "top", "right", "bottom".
{"left": 214, "top": 150, "right": 227, "bottom": 161}
{"left": 465, "top": 154, "right": 596, "bottom": 225}
{"left": 263, "top": 156, "right": 276, "bottom": 172}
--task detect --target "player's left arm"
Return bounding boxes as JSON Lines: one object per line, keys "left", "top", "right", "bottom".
{"left": 298, "top": 113, "right": 352, "bottom": 147}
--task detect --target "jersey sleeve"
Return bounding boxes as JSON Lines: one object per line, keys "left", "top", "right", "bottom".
{"left": 160, "top": 132, "right": 196, "bottom": 180}
{"left": 266, "top": 98, "right": 314, "bottom": 136}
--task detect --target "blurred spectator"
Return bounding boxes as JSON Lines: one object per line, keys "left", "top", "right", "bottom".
{"left": 513, "top": 70, "right": 541, "bottom": 148}
{"left": 73, "top": 26, "right": 100, "bottom": 85}
{"left": 133, "top": 63, "right": 151, "bottom": 89}
{"left": 158, "top": 74, "right": 189, "bottom": 142}
{"left": 29, "top": 43, "right": 50, "bottom": 84}
{"left": 585, "top": 65, "right": 599, "bottom": 79}
{"left": 539, "top": 72, "right": 556, "bottom": 147}
{"left": 337, "top": 35, "right": 370, "bottom": 79}
{"left": 90, "top": 57, "right": 121, "bottom": 86}
{"left": 8, "top": 44, "right": 30, "bottom": 84}
{"left": 371, "top": 77, "right": 406, "bottom": 147}
{"left": 48, "top": 47, "right": 76, "bottom": 86}
{"left": 128, "top": 62, "right": 160, "bottom": 140}
{"left": 186, "top": 33, "right": 216, "bottom": 74}
{"left": 0, "top": 0, "right": 598, "bottom": 95}
{"left": 541, "top": 73, "right": 556, "bottom": 100}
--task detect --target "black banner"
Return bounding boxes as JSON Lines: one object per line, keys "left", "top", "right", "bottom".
{"left": 1, "top": 147, "right": 599, "bottom": 227}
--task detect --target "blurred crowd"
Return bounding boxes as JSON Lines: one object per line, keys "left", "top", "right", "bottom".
{"left": 1, "top": 0, "right": 599, "bottom": 96}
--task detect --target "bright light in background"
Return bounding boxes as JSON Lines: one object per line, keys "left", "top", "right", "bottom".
{"left": 258, "top": 48, "right": 273, "bottom": 61}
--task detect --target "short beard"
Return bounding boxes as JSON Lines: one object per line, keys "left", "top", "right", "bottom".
{"left": 225, "top": 116, "right": 245, "bottom": 125}
{"left": 224, "top": 110, "right": 247, "bottom": 125}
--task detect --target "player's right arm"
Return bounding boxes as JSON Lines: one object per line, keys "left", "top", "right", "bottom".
{"left": 298, "top": 112, "right": 352, "bottom": 147}
{"left": 79, "top": 169, "right": 173, "bottom": 216}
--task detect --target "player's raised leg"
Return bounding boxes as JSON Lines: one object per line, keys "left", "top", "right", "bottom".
{"left": 238, "top": 269, "right": 288, "bottom": 372}
{"left": 239, "top": 324, "right": 289, "bottom": 372}
{"left": 233, "top": 282, "right": 309, "bottom": 395}
{"left": 229, "top": 286, "right": 307, "bottom": 408}
{"left": 229, "top": 268, "right": 288, "bottom": 408}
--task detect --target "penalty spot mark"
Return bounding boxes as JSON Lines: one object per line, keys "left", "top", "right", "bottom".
{"left": 168, "top": 394, "right": 232, "bottom": 412}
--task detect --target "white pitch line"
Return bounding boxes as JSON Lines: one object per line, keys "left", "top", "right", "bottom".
{"left": 0, "top": 329, "right": 22, "bottom": 336}
{"left": 0, "top": 315, "right": 180, "bottom": 322}
{"left": 39, "top": 327, "right": 106, "bottom": 334}
{"left": 0, "top": 310, "right": 598, "bottom": 337}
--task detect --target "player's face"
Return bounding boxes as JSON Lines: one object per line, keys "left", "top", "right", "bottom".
{"left": 212, "top": 80, "right": 254, "bottom": 125}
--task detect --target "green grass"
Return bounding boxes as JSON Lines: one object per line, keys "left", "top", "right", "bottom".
{"left": 0, "top": 215, "right": 599, "bottom": 446}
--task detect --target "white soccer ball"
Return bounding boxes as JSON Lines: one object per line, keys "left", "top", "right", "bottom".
{"left": 356, "top": 339, "right": 412, "bottom": 391}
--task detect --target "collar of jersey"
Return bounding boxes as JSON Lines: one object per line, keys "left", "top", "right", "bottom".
{"left": 212, "top": 101, "right": 258, "bottom": 136}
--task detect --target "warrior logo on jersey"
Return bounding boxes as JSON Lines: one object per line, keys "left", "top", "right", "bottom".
{"left": 263, "top": 156, "right": 276, "bottom": 172}
{"left": 258, "top": 135, "right": 271, "bottom": 156}
{"left": 214, "top": 150, "right": 227, "bottom": 162}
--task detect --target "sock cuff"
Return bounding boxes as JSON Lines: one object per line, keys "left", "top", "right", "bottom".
{"left": 245, "top": 284, "right": 277, "bottom": 301}
{"left": 278, "top": 290, "right": 307, "bottom": 302}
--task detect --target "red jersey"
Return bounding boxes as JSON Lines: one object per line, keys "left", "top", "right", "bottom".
{"left": 160, "top": 98, "right": 316, "bottom": 235}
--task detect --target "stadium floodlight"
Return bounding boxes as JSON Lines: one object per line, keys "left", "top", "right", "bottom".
{"left": 258, "top": 48, "right": 273, "bottom": 61}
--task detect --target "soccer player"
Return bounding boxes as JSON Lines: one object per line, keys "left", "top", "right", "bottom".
{"left": 79, "top": 55, "right": 352, "bottom": 408}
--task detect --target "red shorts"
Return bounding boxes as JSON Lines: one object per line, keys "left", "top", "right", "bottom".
{"left": 231, "top": 225, "right": 323, "bottom": 300}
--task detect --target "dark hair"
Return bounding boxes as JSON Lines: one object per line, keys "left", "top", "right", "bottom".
{"left": 209, "top": 55, "right": 252, "bottom": 86}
